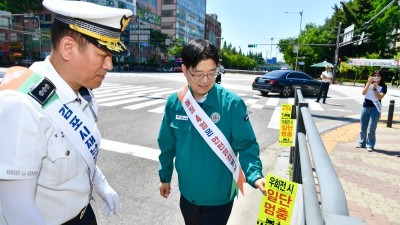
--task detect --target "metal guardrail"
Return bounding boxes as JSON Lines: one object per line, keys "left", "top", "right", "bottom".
{"left": 290, "top": 87, "right": 365, "bottom": 225}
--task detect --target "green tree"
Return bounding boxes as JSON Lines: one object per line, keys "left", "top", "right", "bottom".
{"left": 279, "top": 0, "right": 399, "bottom": 78}
{"left": 148, "top": 29, "right": 169, "bottom": 65}
{"left": 0, "top": 0, "right": 43, "bottom": 13}
{"left": 167, "top": 38, "right": 184, "bottom": 59}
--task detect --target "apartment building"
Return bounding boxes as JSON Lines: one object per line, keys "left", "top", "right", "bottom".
{"left": 0, "top": 0, "right": 222, "bottom": 66}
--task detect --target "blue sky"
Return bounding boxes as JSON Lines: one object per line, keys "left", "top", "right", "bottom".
{"left": 206, "top": 0, "right": 345, "bottom": 61}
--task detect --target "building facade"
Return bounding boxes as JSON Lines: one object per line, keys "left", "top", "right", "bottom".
{"left": 0, "top": 0, "right": 221, "bottom": 67}
{"left": 161, "top": 0, "right": 206, "bottom": 43}
{"left": 205, "top": 13, "right": 222, "bottom": 50}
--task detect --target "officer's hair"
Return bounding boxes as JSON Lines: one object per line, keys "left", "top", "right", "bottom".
{"left": 50, "top": 20, "right": 89, "bottom": 51}
{"left": 181, "top": 39, "right": 219, "bottom": 69}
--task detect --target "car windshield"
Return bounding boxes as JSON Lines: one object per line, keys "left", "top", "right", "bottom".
{"left": 262, "top": 70, "right": 289, "bottom": 79}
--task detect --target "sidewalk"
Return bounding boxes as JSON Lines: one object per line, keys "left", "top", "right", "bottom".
{"left": 324, "top": 114, "right": 400, "bottom": 225}
{"left": 228, "top": 114, "right": 399, "bottom": 225}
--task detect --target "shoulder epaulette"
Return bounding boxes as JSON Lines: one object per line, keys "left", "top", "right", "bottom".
{"left": 28, "top": 77, "right": 56, "bottom": 106}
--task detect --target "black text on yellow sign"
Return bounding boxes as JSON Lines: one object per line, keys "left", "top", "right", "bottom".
{"left": 257, "top": 174, "right": 303, "bottom": 225}
{"left": 279, "top": 104, "right": 295, "bottom": 146}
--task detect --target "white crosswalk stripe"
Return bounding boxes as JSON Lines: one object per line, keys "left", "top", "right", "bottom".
{"left": 265, "top": 98, "right": 279, "bottom": 107}
{"left": 101, "top": 96, "right": 148, "bottom": 107}
{"left": 123, "top": 99, "right": 166, "bottom": 110}
{"left": 268, "top": 107, "right": 282, "bottom": 129}
{"left": 93, "top": 83, "right": 336, "bottom": 129}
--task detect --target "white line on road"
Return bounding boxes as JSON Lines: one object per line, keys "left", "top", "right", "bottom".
{"left": 101, "top": 139, "right": 159, "bottom": 161}
{"left": 123, "top": 99, "right": 166, "bottom": 110}
{"left": 265, "top": 98, "right": 279, "bottom": 107}
{"left": 268, "top": 106, "right": 281, "bottom": 129}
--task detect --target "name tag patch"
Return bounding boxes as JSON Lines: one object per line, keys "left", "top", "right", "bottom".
{"left": 176, "top": 115, "right": 188, "bottom": 121}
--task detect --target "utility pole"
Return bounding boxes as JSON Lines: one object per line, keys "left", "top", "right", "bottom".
{"left": 333, "top": 22, "right": 342, "bottom": 84}
{"left": 270, "top": 37, "right": 273, "bottom": 60}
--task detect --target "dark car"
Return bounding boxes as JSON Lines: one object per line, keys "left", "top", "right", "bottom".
{"left": 252, "top": 70, "right": 321, "bottom": 97}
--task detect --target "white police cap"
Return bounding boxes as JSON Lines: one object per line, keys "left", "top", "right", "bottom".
{"left": 43, "top": 0, "right": 133, "bottom": 56}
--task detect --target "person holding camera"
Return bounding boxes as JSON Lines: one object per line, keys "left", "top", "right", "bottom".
{"left": 315, "top": 65, "right": 333, "bottom": 104}
{"left": 356, "top": 70, "right": 387, "bottom": 152}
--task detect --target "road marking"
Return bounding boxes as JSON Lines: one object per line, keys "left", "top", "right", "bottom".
{"left": 307, "top": 99, "right": 324, "bottom": 111}
{"left": 101, "top": 139, "right": 159, "bottom": 161}
{"left": 148, "top": 105, "right": 165, "bottom": 114}
{"left": 97, "top": 93, "right": 141, "bottom": 103}
{"left": 265, "top": 98, "right": 279, "bottom": 107}
{"left": 245, "top": 99, "right": 258, "bottom": 105}
{"left": 330, "top": 109, "right": 353, "bottom": 112}
{"left": 100, "top": 97, "right": 147, "bottom": 106}
{"left": 123, "top": 99, "right": 166, "bottom": 110}
{"left": 268, "top": 106, "right": 281, "bottom": 129}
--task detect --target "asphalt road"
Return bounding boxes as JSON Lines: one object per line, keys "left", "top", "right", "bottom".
{"left": 1, "top": 67, "right": 399, "bottom": 224}
{"left": 89, "top": 71, "right": 400, "bottom": 224}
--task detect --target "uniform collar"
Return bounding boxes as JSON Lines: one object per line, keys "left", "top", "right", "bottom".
{"left": 30, "top": 57, "right": 87, "bottom": 105}
{"left": 188, "top": 84, "right": 217, "bottom": 108}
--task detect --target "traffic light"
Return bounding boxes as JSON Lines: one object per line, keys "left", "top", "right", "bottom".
{"left": 248, "top": 44, "right": 257, "bottom": 48}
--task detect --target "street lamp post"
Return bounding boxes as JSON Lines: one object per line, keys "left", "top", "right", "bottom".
{"left": 270, "top": 37, "right": 273, "bottom": 60}
{"left": 216, "top": 36, "right": 223, "bottom": 50}
{"left": 237, "top": 46, "right": 241, "bottom": 69}
{"left": 285, "top": 10, "right": 303, "bottom": 71}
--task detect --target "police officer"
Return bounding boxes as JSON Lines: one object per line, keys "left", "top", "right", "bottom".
{"left": 0, "top": 1, "right": 132, "bottom": 224}
{"left": 158, "top": 39, "right": 266, "bottom": 225}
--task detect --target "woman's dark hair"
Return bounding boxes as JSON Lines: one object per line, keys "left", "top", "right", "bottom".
{"left": 181, "top": 39, "right": 219, "bottom": 69}
{"left": 374, "top": 70, "right": 386, "bottom": 86}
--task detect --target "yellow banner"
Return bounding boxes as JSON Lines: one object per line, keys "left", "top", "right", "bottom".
{"left": 279, "top": 104, "right": 295, "bottom": 146}
{"left": 257, "top": 174, "right": 303, "bottom": 225}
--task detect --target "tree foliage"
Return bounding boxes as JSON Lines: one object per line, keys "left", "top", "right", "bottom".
{"left": 0, "top": 0, "right": 43, "bottom": 13}
{"left": 219, "top": 40, "right": 258, "bottom": 70}
{"left": 278, "top": 0, "right": 399, "bottom": 78}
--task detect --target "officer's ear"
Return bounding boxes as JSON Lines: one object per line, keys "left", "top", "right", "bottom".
{"left": 59, "top": 36, "right": 77, "bottom": 61}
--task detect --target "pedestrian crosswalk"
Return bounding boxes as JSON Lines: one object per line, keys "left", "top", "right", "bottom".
{"left": 96, "top": 82, "right": 392, "bottom": 129}
{"left": 94, "top": 83, "right": 335, "bottom": 113}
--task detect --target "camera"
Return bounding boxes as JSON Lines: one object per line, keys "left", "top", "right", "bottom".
{"left": 373, "top": 77, "right": 379, "bottom": 82}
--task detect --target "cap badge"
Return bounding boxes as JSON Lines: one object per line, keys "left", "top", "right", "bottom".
{"left": 121, "top": 15, "right": 131, "bottom": 32}
{"left": 97, "top": 40, "right": 126, "bottom": 53}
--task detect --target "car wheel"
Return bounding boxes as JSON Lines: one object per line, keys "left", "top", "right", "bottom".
{"left": 281, "top": 86, "right": 291, "bottom": 97}
{"left": 260, "top": 91, "right": 269, "bottom": 96}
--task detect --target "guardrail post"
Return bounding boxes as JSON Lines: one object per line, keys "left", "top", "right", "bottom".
{"left": 292, "top": 87, "right": 308, "bottom": 183}
{"left": 290, "top": 88, "right": 301, "bottom": 164}
{"left": 387, "top": 99, "right": 395, "bottom": 128}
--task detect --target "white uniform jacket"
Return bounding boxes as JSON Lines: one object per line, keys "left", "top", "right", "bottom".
{"left": 0, "top": 57, "right": 101, "bottom": 225}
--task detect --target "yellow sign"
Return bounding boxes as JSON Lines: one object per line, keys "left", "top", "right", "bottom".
{"left": 257, "top": 174, "right": 303, "bottom": 225}
{"left": 280, "top": 104, "right": 293, "bottom": 119}
{"left": 279, "top": 104, "right": 295, "bottom": 146}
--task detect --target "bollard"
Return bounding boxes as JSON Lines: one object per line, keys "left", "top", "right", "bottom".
{"left": 387, "top": 99, "right": 395, "bottom": 128}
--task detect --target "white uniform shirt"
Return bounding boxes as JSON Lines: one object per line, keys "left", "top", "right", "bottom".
{"left": 320, "top": 70, "right": 333, "bottom": 83}
{"left": 0, "top": 58, "right": 99, "bottom": 225}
